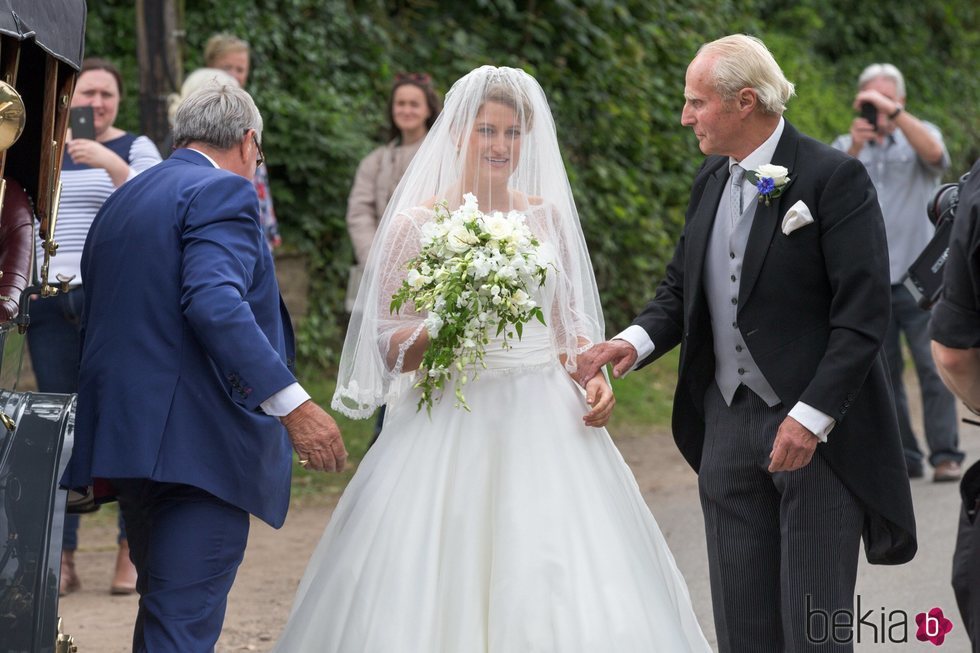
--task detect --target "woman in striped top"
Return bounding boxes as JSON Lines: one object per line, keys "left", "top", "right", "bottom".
{"left": 28, "top": 57, "right": 162, "bottom": 597}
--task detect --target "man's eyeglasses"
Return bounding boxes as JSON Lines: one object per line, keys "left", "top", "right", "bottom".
{"left": 395, "top": 72, "right": 432, "bottom": 85}
{"left": 251, "top": 133, "right": 265, "bottom": 167}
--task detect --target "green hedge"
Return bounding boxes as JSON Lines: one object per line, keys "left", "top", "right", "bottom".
{"left": 85, "top": 1, "right": 980, "bottom": 367}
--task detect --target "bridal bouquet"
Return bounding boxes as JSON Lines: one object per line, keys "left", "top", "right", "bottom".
{"left": 390, "top": 193, "right": 549, "bottom": 412}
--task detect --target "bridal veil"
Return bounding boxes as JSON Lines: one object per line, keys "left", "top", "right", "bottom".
{"left": 333, "top": 66, "right": 604, "bottom": 418}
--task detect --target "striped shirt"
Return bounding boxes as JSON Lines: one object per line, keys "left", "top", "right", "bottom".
{"left": 39, "top": 133, "right": 162, "bottom": 286}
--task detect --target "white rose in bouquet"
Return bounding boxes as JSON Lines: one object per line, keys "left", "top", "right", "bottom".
{"left": 446, "top": 224, "right": 478, "bottom": 253}
{"left": 483, "top": 212, "right": 516, "bottom": 241}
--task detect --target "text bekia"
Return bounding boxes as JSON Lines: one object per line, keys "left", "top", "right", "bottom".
{"left": 805, "top": 595, "right": 954, "bottom": 645}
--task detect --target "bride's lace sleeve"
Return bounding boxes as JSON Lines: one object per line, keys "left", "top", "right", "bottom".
{"left": 332, "top": 207, "right": 431, "bottom": 419}
{"left": 374, "top": 207, "right": 431, "bottom": 374}
{"left": 537, "top": 204, "right": 604, "bottom": 372}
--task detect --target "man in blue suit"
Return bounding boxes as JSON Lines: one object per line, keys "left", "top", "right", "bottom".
{"left": 62, "top": 83, "right": 347, "bottom": 652}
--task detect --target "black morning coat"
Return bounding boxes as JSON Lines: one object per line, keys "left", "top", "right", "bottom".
{"left": 634, "top": 121, "right": 917, "bottom": 565}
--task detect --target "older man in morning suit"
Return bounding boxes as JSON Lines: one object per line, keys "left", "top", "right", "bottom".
{"left": 62, "top": 84, "right": 348, "bottom": 652}
{"left": 577, "top": 35, "right": 916, "bottom": 651}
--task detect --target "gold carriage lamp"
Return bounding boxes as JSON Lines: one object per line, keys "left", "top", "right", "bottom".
{"left": 0, "top": 78, "right": 26, "bottom": 150}
{"left": 0, "top": 78, "right": 25, "bottom": 226}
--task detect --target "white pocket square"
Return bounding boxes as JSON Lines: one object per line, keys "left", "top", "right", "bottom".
{"left": 781, "top": 200, "right": 814, "bottom": 235}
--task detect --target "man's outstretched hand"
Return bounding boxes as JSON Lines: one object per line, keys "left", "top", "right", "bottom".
{"left": 282, "top": 400, "right": 348, "bottom": 473}
{"left": 574, "top": 339, "right": 639, "bottom": 387}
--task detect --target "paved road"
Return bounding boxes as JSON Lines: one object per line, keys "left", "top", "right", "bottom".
{"left": 640, "top": 405, "right": 976, "bottom": 652}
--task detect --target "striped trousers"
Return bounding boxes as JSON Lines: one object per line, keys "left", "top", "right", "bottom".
{"left": 699, "top": 383, "right": 864, "bottom": 652}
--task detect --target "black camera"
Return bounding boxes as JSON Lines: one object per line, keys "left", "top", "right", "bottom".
{"left": 928, "top": 180, "right": 962, "bottom": 226}
{"left": 903, "top": 172, "right": 971, "bottom": 309}
{"left": 859, "top": 102, "right": 878, "bottom": 132}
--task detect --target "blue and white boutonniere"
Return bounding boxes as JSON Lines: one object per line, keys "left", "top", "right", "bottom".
{"left": 745, "top": 164, "right": 792, "bottom": 206}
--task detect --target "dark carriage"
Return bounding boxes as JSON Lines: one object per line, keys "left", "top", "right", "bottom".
{"left": 0, "top": 2, "right": 87, "bottom": 652}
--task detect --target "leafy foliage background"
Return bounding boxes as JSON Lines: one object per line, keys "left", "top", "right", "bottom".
{"left": 85, "top": 1, "right": 980, "bottom": 366}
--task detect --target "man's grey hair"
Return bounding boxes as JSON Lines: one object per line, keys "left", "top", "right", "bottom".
{"left": 172, "top": 83, "right": 263, "bottom": 150}
{"left": 858, "top": 63, "right": 906, "bottom": 98}
{"left": 698, "top": 34, "right": 796, "bottom": 115}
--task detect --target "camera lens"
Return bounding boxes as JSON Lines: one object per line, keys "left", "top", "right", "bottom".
{"left": 928, "top": 183, "right": 959, "bottom": 226}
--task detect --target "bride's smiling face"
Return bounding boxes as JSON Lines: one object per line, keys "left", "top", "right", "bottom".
{"left": 467, "top": 101, "right": 522, "bottom": 183}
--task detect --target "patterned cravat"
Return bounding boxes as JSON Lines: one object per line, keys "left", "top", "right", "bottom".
{"left": 730, "top": 164, "right": 745, "bottom": 222}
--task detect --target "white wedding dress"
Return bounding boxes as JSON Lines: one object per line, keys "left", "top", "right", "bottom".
{"left": 273, "top": 247, "right": 711, "bottom": 652}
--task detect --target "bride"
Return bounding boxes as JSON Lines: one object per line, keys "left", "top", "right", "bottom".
{"left": 272, "top": 66, "right": 711, "bottom": 652}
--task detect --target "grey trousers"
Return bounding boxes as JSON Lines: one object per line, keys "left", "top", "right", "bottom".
{"left": 885, "top": 284, "right": 963, "bottom": 468}
{"left": 699, "top": 383, "right": 865, "bottom": 652}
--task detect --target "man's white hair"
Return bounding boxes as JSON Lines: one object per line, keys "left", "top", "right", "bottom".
{"left": 697, "top": 34, "right": 796, "bottom": 115}
{"left": 858, "top": 63, "right": 906, "bottom": 98}
{"left": 173, "top": 83, "right": 263, "bottom": 150}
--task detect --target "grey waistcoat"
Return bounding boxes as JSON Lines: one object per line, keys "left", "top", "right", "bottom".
{"left": 703, "top": 173, "right": 781, "bottom": 407}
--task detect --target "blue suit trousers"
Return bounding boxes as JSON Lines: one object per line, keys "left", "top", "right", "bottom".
{"left": 114, "top": 479, "right": 250, "bottom": 653}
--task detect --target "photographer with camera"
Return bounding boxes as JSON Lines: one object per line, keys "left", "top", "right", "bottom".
{"left": 929, "top": 158, "right": 980, "bottom": 648}
{"left": 833, "top": 63, "right": 964, "bottom": 482}
{"left": 931, "top": 164, "right": 980, "bottom": 411}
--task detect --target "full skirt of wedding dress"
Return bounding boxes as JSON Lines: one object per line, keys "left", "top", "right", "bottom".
{"left": 272, "top": 337, "right": 711, "bottom": 652}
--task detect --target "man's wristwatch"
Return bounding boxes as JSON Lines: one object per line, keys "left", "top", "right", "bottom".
{"left": 888, "top": 105, "right": 904, "bottom": 120}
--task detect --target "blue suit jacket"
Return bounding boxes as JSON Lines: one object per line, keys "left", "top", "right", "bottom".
{"left": 62, "top": 149, "right": 297, "bottom": 527}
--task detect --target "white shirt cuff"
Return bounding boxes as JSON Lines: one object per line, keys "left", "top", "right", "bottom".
{"left": 613, "top": 325, "right": 655, "bottom": 375}
{"left": 260, "top": 382, "right": 310, "bottom": 417}
{"left": 788, "top": 401, "right": 836, "bottom": 443}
